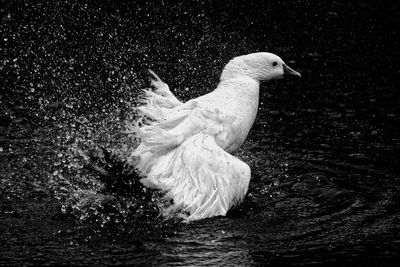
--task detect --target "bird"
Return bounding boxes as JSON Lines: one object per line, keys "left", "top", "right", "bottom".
{"left": 128, "top": 52, "right": 300, "bottom": 221}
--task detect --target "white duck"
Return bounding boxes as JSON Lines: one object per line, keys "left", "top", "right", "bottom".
{"left": 129, "top": 52, "right": 300, "bottom": 221}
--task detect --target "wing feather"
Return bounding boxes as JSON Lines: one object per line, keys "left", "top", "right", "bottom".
{"left": 142, "top": 133, "right": 251, "bottom": 221}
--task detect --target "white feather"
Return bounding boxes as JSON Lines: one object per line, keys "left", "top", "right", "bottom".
{"left": 128, "top": 52, "right": 300, "bottom": 221}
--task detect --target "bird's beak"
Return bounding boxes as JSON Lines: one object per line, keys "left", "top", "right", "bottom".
{"left": 283, "top": 63, "right": 301, "bottom": 77}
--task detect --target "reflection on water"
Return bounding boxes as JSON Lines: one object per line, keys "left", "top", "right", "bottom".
{"left": 1, "top": 0, "right": 399, "bottom": 265}
{"left": 150, "top": 219, "right": 252, "bottom": 266}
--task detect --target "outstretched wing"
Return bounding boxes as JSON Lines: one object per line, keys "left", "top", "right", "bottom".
{"left": 133, "top": 101, "right": 235, "bottom": 174}
{"left": 142, "top": 133, "right": 251, "bottom": 221}
{"left": 130, "top": 73, "right": 249, "bottom": 220}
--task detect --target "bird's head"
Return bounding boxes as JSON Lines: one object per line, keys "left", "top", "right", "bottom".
{"left": 220, "top": 52, "right": 301, "bottom": 81}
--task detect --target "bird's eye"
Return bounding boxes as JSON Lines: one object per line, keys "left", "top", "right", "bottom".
{"left": 272, "top": 61, "right": 278, "bottom": 67}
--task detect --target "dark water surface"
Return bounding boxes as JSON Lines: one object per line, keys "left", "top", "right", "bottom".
{"left": 1, "top": 1, "right": 399, "bottom": 265}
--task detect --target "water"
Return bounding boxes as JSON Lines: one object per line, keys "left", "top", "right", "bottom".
{"left": 1, "top": 1, "right": 399, "bottom": 265}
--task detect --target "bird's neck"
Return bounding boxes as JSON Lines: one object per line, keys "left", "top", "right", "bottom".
{"left": 214, "top": 77, "right": 260, "bottom": 100}
{"left": 220, "top": 58, "right": 246, "bottom": 81}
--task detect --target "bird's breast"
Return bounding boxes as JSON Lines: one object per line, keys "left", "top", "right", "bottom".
{"left": 216, "top": 97, "right": 258, "bottom": 153}
{"left": 211, "top": 78, "right": 260, "bottom": 153}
